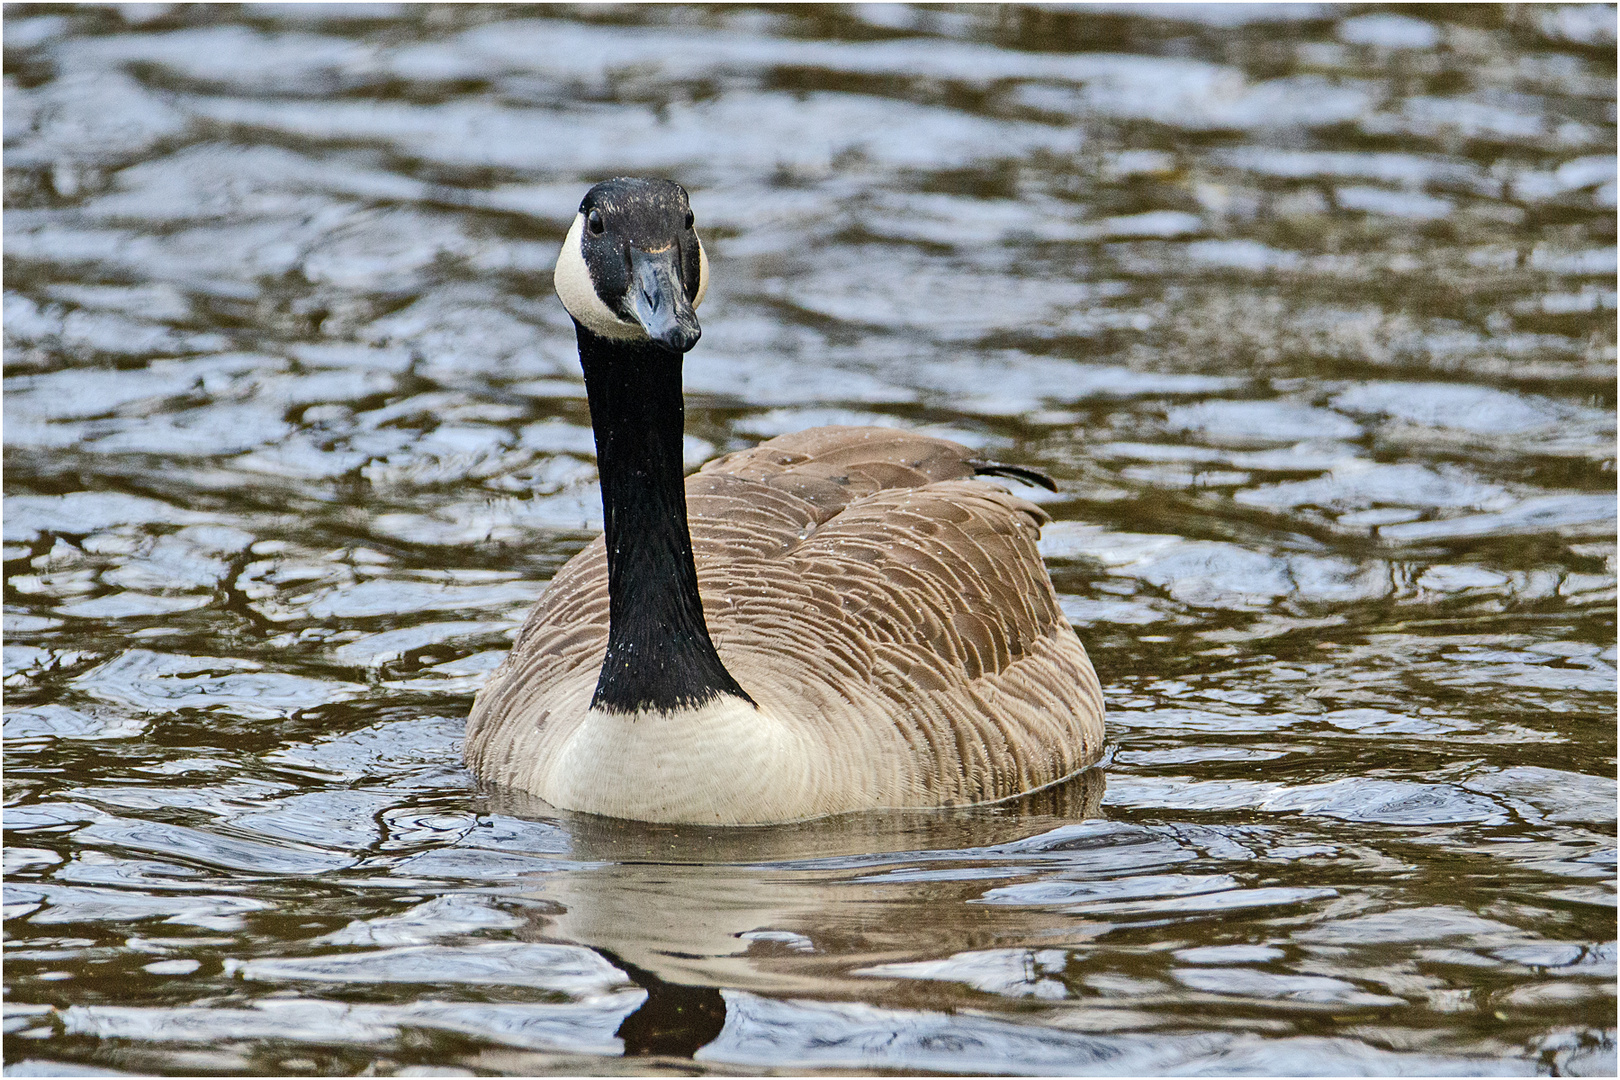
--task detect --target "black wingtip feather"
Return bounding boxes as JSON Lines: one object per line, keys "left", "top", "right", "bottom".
{"left": 969, "top": 459, "right": 1058, "bottom": 492}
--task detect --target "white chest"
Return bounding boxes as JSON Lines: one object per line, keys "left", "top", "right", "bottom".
{"left": 531, "top": 696, "right": 833, "bottom": 824}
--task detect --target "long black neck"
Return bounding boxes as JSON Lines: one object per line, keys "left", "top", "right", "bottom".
{"left": 577, "top": 324, "right": 753, "bottom": 714}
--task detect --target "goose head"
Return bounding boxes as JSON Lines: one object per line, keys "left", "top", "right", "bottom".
{"left": 554, "top": 177, "right": 709, "bottom": 352}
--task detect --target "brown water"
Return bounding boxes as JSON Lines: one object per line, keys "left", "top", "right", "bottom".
{"left": 4, "top": 4, "right": 1616, "bottom": 1076}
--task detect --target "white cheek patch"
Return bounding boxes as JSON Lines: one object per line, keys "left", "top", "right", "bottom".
{"left": 694, "top": 232, "right": 710, "bottom": 309}
{"left": 553, "top": 213, "right": 643, "bottom": 340}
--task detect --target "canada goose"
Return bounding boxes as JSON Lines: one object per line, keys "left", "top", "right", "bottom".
{"left": 464, "top": 177, "right": 1105, "bottom": 824}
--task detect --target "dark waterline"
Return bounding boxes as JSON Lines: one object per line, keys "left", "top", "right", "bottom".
{"left": 3, "top": 4, "right": 1615, "bottom": 1076}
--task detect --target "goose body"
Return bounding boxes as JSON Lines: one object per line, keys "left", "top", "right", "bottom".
{"left": 465, "top": 179, "right": 1104, "bottom": 824}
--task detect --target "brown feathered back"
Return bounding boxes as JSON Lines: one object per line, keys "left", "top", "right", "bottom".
{"left": 465, "top": 426, "right": 1104, "bottom": 819}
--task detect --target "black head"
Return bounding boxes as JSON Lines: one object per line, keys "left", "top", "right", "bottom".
{"left": 554, "top": 177, "right": 708, "bottom": 352}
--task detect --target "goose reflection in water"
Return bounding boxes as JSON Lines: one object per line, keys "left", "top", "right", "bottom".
{"left": 485, "top": 770, "right": 1105, "bottom": 1059}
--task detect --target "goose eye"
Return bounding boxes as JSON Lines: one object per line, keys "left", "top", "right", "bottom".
{"left": 587, "top": 209, "right": 604, "bottom": 235}
{"left": 684, "top": 210, "right": 695, "bottom": 230}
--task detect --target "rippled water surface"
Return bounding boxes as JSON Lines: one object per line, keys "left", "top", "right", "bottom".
{"left": 4, "top": 4, "right": 1617, "bottom": 1075}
